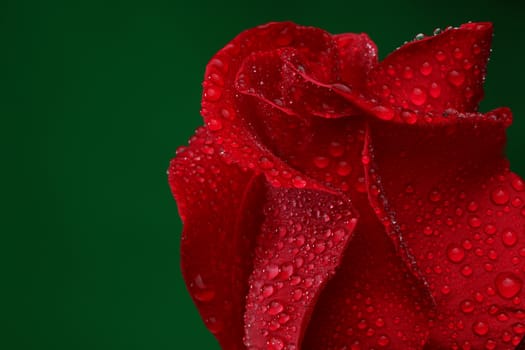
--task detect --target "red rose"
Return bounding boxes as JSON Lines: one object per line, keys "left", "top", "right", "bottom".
{"left": 168, "top": 22, "right": 525, "bottom": 349}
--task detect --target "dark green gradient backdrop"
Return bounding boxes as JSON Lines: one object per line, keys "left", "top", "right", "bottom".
{"left": 3, "top": 0, "right": 524, "bottom": 349}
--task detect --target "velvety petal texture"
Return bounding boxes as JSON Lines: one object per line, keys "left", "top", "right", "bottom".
{"left": 169, "top": 22, "right": 524, "bottom": 349}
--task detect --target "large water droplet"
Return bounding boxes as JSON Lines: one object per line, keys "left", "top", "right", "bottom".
{"left": 490, "top": 187, "right": 510, "bottom": 205}
{"left": 447, "top": 244, "right": 466, "bottom": 263}
{"left": 472, "top": 321, "right": 489, "bottom": 336}
{"left": 495, "top": 272, "right": 523, "bottom": 299}
{"left": 502, "top": 230, "right": 518, "bottom": 247}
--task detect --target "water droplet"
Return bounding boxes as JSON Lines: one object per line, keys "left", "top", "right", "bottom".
{"left": 513, "top": 322, "right": 525, "bottom": 335}
{"left": 447, "top": 70, "right": 466, "bottom": 87}
{"left": 266, "top": 265, "right": 279, "bottom": 280}
{"left": 453, "top": 47, "right": 464, "bottom": 60}
{"left": 328, "top": 142, "right": 345, "bottom": 157}
{"left": 429, "top": 189, "right": 442, "bottom": 202}
{"left": 420, "top": 62, "right": 433, "bottom": 76}
{"left": 502, "top": 230, "right": 518, "bottom": 247}
{"left": 259, "top": 157, "right": 274, "bottom": 170}
{"left": 292, "top": 288, "right": 303, "bottom": 301}
{"left": 472, "top": 44, "right": 481, "bottom": 55}
{"left": 435, "top": 50, "right": 447, "bottom": 62}
{"left": 194, "top": 289, "right": 216, "bottom": 302}
{"left": 403, "top": 66, "right": 414, "bottom": 79}
{"left": 292, "top": 176, "right": 307, "bottom": 189}
{"left": 491, "top": 187, "right": 510, "bottom": 205}
{"left": 204, "top": 87, "right": 222, "bottom": 101}
{"left": 262, "top": 285, "right": 275, "bottom": 298}
{"left": 495, "top": 272, "right": 523, "bottom": 299}
{"left": 336, "top": 161, "right": 352, "bottom": 176}
{"left": 511, "top": 177, "right": 525, "bottom": 192}
{"left": 460, "top": 299, "right": 475, "bottom": 313}
{"left": 313, "top": 156, "right": 330, "bottom": 169}
{"left": 207, "top": 118, "right": 223, "bottom": 131}
{"left": 468, "top": 216, "right": 482, "bottom": 228}
{"left": 377, "top": 335, "right": 390, "bottom": 347}
{"left": 279, "top": 263, "right": 294, "bottom": 280}
{"left": 472, "top": 321, "right": 489, "bottom": 336}
{"left": 268, "top": 336, "right": 284, "bottom": 350}
{"left": 461, "top": 265, "right": 473, "bottom": 277}
{"left": 429, "top": 82, "right": 441, "bottom": 98}
{"left": 206, "top": 316, "right": 224, "bottom": 334}
{"left": 410, "top": 87, "right": 427, "bottom": 106}
{"left": 401, "top": 110, "right": 417, "bottom": 124}
{"left": 447, "top": 244, "right": 466, "bottom": 263}
{"left": 267, "top": 301, "right": 284, "bottom": 315}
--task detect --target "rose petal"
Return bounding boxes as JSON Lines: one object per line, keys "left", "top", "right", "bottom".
{"left": 334, "top": 32, "right": 378, "bottom": 89}
{"left": 236, "top": 48, "right": 359, "bottom": 118}
{"left": 363, "top": 112, "right": 525, "bottom": 348}
{"left": 244, "top": 185, "right": 358, "bottom": 349}
{"left": 303, "top": 204, "right": 432, "bottom": 350}
{"left": 168, "top": 127, "right": 265, "bottom": 350}
{"left": 367, "top": 23, "right": 493, "bottom": 113}
{"left": 202, "top": 22, "right": 353, "bottom": 188}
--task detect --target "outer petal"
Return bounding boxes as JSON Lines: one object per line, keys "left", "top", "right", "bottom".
{"left": 303, "top": 203, "right": 433, "bottom": 350}
{"left": 168, "top": 127, "right": 265, "bottom": 350}
{"left": 244, "top": 185, "right": 358, "bottom": 349}
{"left": 367, "top": 23, "right": 493, "bottom": 114}
{"left": 364, "top": 114, "right": 525, "bottom": 349}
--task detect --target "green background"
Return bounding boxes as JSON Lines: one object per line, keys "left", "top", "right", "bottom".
{"left": 3, "top": 0, "right": 524, "bottom": 349}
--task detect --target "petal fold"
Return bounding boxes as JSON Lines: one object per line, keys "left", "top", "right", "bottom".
{"left": 244, "top": 185, "right": 358, "bottom": 349}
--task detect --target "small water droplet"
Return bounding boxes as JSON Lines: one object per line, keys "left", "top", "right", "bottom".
{"left": 292, "top": 176, "right": 307, "bottom": 189}
{"left": 336, "top": 161, "right": 352, "bottom": 176}
{"left": 435, "top": 50, "right": 447, "bottom": 62}
{"left": 420, "top": 62, "right": 433, "bottom": 76}
{"left": 313, "top": 156, "right": 330, "bottom": 169}
{"left": 204, "top": 87, "right": 222, "bottom": 101}
{"left": 207, "top": 118, "right": 223, "bottom": 131}
{"left": 429, "top": 82, "right": 441, "bottom": 98}
{"left": 267, "top": 301, "right": 284, "bottom": 315}
{"left": 447, "top": 70, "right": 466, "bottom": 87}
